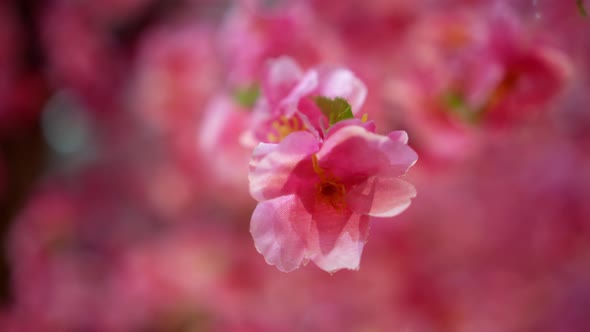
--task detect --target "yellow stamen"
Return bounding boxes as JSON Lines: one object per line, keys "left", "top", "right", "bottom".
{"left": 267, "top": 115, "right": 304, "bottom": 142}
{"left": 267, "top": 133, "right": 278, "bottom": 142}
{"left": 311, "top": 154, "right": 325, "bottom": 179}
{"left": 361, "top": 113, "right": 369, "bottom": 122}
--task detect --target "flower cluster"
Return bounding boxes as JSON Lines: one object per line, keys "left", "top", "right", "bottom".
{"left": 246, "top": 58, "right": 417, "bottom": 272}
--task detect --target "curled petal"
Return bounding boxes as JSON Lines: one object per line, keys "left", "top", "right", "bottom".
{"left": 388, "top": 130, "right": 409, "bottom": 144}
{"left": 347, "top": 176, "right": 416, "bottom": 217}
{"left": 326, "top": 118, "right": 377, "bottom": 137}
{"left": 249, "top": 131, "right": 319, "bottom": 201}
{"left": 250, "top": 195, "right": 312, "bottom": 272}
{"left": 281, "top": 70, "right": 319, "bottom": 116}
{"left": 262, "top": 57, "right": 305, "bottom": 108}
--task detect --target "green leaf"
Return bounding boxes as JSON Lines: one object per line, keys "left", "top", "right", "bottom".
{"left": 314, "top": 96, "right": 354, "bottom": 125}
{"left": 233, "top": 84, "right": 260, "bottom": 108}
{"left": 577, "top": 0, "right": 588, "bottom": 17}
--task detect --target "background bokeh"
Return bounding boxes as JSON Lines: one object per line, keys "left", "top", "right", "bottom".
{"left": 1, "top": 0, "right": 589, "bottom": 331}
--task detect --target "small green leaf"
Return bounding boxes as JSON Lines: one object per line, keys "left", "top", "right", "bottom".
{"left": 577, "top": 0, "right": 588, "bottom": 17}
{"left": 233, "top": 84, "right": 260, "bottom": 108}
{"left": 314, "top": 96, "right": 354, "bottom": 125}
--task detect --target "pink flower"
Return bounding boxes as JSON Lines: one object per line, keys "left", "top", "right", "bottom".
{"left": 246, "top": 56, "right": 367, "bottom": 146}
{"left": 385, "top": 6, "right": 572, "bottom": 164}
{"left": 249, "top": 120, "right": 417, "bottom": 272}
{"left": 218, "top": 1, "right": 340, "bottom": 88}
{"left": 131, "top": 25, "right": 221, "bottom": 135}
{"left": 196, "top": 94, "right": 255, "bottom": 206}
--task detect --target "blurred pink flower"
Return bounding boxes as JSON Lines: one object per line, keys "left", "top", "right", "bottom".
{"left": 247, "top": 56, "right": 367, "bottom": 145}
{"left": 387, "top": 6, "right": 572, "bottom": 163}
{"left": 131, "top": 24, "right": 221, "bottom": 135}
{"left": 249, "top": 120, "right": 417, "bottom": 272}
{"left": 196, "top": 94, "right": 255, "bottom": 206}
{"left": 218, "top": 1, "right": 340, "bottom": 88}
{"left": 473, "top": 7, "right": 572, "bottom": 124}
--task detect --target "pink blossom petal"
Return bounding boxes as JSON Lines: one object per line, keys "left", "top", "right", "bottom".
{"left": 296, "top": 96, "right": 327, "bottom": 135}
{"left": 318, "top": 125, "right": 418, "bottom": 182}
{"left": 262, "top": 57, "right": 305, "bottom": 108}
{"left": 326, "top": 118, "right": 377, "bottom": 137}
{"left": 307, "top": 210, "right": 370, "bottom": 273}
{"left": 283, "top": 70, "right": 319, "bottom": 107}
{"left": 278, "top": 70, "right": 320, "bottom": 118}
{"left": 250, "top": 195, "right": 312, "bottom": 272}
{"left": 347, "top": 176, "right": 416, "bottom": 217}
{"left": 249, "top": 131, "right": 319, "bottom": 201}
{"left": 198, "top": 95, "right": 252, "bottom": 188}
{"left": 317, "top": 67, "right": 367, "bottom": 114}
{"left": 388, "top": 130, "right": 409, "bottom": 144}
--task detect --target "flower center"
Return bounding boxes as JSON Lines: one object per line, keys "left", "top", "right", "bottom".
{"left": 267, "top": 115, "right": 303, "bottom": 142}
{"left": 320, "top": 182, "right": 339, "bottom": 196}
{"left": 312, "top": 154, "right": 347, "bottom": 210}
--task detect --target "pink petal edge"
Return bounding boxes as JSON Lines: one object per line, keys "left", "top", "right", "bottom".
{"left": 347, "top": 176, "right": 417, "bottom": 218}
{"left": 249, "top": 131, "right": 319, "bottom": 201}
{"left": 250, "top": 195, "right": 312, "bottom": 272}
